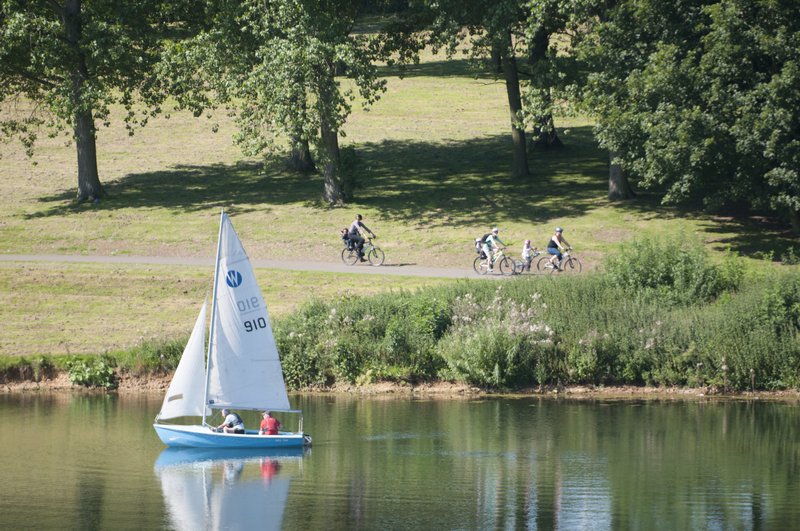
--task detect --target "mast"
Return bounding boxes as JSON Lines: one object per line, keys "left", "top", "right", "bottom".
{"left": 202, "top": 209, "right": 226, "bottom": 426}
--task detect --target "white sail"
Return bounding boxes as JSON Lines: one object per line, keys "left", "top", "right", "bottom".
{"left": 156, "top": 456, "right": 291, "bottom": 531}
{"left": 210, "top": 465, "right": 290, "bottom": 531}
{"left": 206, "top": 213, "right": 291, "bottom": 411}
{"left": 157, "top": 301, "right": 209, "bottom": 420}
{"left": 157, "top": 461, "right": 213, "bottom": 531}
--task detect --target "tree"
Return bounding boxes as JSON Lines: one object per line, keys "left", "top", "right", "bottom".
{"left": 522, "top": 0, "right": 573, "bottom": 150}
{"left": 578, "top": 0, "right": 800, "bottom": 229}
{"left": 163, "top": 0, "right": 386, "bottom": 205}
{"left": 0, "top": 0, "right": 185, "bottom": 201}
{"left": 425, "top": 0, "right": 531, "bottom": 178}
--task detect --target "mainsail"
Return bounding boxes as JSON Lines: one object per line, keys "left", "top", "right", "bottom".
{"left": 205, "top": 212, "right": 290, "bottom": 411}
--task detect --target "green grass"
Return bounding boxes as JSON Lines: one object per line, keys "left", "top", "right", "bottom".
{"left": 0, "top": 261, "right": 450, "bottom": 357}
{"left": 0, "top": 46, "right": 797, "bottom": 360}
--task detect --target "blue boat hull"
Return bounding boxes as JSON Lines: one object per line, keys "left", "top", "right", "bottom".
{"left": 153, "top": 424, "right": 309, "bottom": 448}
{"left": 154, "top": 446, "right": 307, "bottom": 469}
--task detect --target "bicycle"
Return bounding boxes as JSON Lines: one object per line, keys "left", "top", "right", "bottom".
{"left": 341, "top": 237, "right": 385, "bottom": 266}
{"left": 512, "top": 248, "right": 541, "bottom": 275}
{"left": 473, "top": 246, "right": 515, "bottom": 276}
{"left": 536, "top": 249, "right": 582, "bottom": 274}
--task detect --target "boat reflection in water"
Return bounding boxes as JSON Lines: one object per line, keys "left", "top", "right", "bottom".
{"left": 154, "top": 447, "right": 308, "bottom": 531}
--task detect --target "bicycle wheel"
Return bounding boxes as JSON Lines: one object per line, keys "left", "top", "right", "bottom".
{"left": 499, "top": 256, "right": 516, "bottom": 276}
{"left": 473, "top": 256, "right": 490, "bottom": 275}
{"left": 561, "top": 257, "right": 582, "bottom": 274}
{"left": 367, "top": 247, "right": 385, "bottom": 266}
{"left": 536, "top": 256, "right": 553, "bottom": 273}
{"left": 341, "top": 247, "right": 359, "bottom": 265}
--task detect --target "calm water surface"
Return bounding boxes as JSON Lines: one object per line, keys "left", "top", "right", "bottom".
{"left": 1, "top": 393, "right": 799, "bottom": 530}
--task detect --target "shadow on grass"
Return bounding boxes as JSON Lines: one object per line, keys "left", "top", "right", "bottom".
{"left": 594, "top": 186, "right": 799, "bottom": 259}
{"left": 29, "top": 161, "right": 326, "bottom": 218}
{"left": 350, "top": 126, "right": 608, "bottom": 227}
{"left": 27, "top": 125, "right": 796, "bottom": 258}
{"left": 30, "top": 126, "right": 607, "bottom": 226}
{"left": 376, "top": 58, "right": 496, "bottom": 80}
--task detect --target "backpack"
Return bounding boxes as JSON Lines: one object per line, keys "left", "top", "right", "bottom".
{"left": 475, "top": 234, "right": 491, "bottom": 255}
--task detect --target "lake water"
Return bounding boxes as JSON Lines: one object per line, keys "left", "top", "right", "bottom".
{"left": 1, "top": 393, "right": 799, "bottom": 530}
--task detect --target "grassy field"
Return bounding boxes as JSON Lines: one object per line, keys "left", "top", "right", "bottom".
{"left": 0, "top": 49, "right": 796, "bottom": 358}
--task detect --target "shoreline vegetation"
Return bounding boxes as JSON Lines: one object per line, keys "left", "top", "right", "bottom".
{"left": 3, "top": 236, "right": 799, "bottom": 397}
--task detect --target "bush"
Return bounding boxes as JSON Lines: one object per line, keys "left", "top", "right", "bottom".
{"left": 275, "top": 300, "right": 331, "bottom": 388}
{"left": 66, "top": 356, "right": 118, "bottom": 389}
{"left": 438, "top": 291, "right": 555, "bottom": 388}
{"left": 604, "top": 235, "right": 742, "bottom": 304}
{"left": 757, "top": 275, "right": 800, "bottom": 335}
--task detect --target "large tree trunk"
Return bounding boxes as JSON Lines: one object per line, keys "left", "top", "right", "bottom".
{"left": 499, "top": 32, "right": 530, "bottom": 179}
{"left": 528, "top": 26, "right": 562, "bottom": 150}
{"left": 788, "top": 209, "right": 800, "bottom": 234}
{"left": 532, "top": 111, "right": 563, "bottom": 150}
{"left": 65, "top": 0, "right": 104, "bottom": 202}
{"left": 288, "top": 135, "right": 315, "bottom": 172}
{"left": 608, "top": 150, "right": 635, "bottom": 200}
{"left": 317, "top": 60, "right": 345, "bottom": 205}
{"left": 287, "top": 81, "right": 315, "bottom": 172}
{"left": 319, "top": 118, "right": 344, "bottom": 205}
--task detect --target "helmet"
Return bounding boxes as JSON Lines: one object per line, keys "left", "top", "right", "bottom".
{"left": 524, "top": 239, "right": 531, "bottom": 245}
{"left": 491, "top": 227, "right": 499, "bottom": 233}
{"left": 356, "top": 214, "right": 363, "bottom": 220}
{"left": 555, "top": 227, "right": 563, "bottom": 233}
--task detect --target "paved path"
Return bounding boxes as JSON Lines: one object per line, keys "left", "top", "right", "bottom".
{"left": 0, "top": 254, "right": 490, "bottom": 279}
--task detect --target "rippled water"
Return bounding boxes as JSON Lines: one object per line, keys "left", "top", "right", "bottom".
{"left": 1, "top": 393, "right": 799, "bottom": 529}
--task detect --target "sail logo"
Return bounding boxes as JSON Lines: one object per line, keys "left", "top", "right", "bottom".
{"left": 225, "top": 270, "right": 243, "bottom": 288}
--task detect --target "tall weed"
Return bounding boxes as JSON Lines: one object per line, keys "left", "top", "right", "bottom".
{"left": 605, "top": 235, "right": 742, "bottom": 304}
{"left": 437, "top": 288, "right": 555, "bottom": 388}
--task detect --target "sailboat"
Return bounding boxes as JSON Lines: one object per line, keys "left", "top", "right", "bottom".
{"left": 153, "top": 210, "right": 310, "bottom": 448}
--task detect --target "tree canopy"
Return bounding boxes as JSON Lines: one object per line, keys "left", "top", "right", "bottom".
{"left": 162, "top": 0, "right": 387, "bottom": 205}
{"left": 0, "top": 0, "right": 189, "bottom": 200}
{"left": 579, "top": 0, "right": 800, "bottom": 229}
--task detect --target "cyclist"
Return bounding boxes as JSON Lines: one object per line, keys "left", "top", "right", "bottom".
{"left": 521, "top": 239, "right": 536, "bottom": 272}
{"left": 546, "top": 227, "right": 571, "bottom": 270}
{"left": 482, "top": 227, "right": 505, "bottom": 272}
{"left": 348, "top": 214, "right": 376, "bottom": 261}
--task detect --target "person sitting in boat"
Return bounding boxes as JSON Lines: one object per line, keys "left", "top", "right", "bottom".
{"left": 260, "top": 411, "right": 282, "bottom": 435}
{"left": 216, "top": 408, "right": 245, "bottom": 434}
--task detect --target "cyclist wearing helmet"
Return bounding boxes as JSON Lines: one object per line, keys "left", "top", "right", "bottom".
{"left": 546, "top": 227, "right": 571, "bottom": 270}
{"left": 348, "top": 214, "right": 376, "bottom": 261}
{"left": 521, "top": 239, "right": 536, "bottom": 272}
{"left": 482, "top": 227, "right": 505, "bottom": 272}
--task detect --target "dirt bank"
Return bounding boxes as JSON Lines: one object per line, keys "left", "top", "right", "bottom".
{"left": 4, "top": 373, "right": 800, "bottom": 402}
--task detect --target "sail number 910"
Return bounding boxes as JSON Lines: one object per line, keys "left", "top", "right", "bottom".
{"left": 244, "top": 317, "right": 268, "bottom": 333}
{"left": 238, "top": 297, "right": 265, "bottom": 333}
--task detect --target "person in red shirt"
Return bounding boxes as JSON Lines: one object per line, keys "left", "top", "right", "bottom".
{"left": 260, "top": 411, "right": 281, "bottom": 435}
